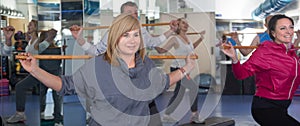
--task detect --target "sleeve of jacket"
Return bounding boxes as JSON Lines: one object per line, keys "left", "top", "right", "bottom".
{"left": 232, "top": 45, "right": 271, "bottom": 79}
{"left": 58, "top": 68, "right": 88, "bottom": 96}
{"left": 81, "top": 31, "right": 109, "bottom": 56}
{"left": 142, "top": 28, "right": 166, "bottom": 49}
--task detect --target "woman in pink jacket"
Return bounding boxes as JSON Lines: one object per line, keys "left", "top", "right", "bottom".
{"left": 221, "top": 14, "right": 300, "bottom": 126}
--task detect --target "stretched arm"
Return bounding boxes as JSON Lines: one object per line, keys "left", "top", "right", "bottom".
{"left": 3, "top": 26, "right": 14, "bottom": 46}
{"left": 154, "top": 47, "right": 168, "bottom": 53}
{"left": 70, "top": 25, "right": 104, "bottom": 56}
{"left": 143, "top": 20, "right": 177, "bottom": 48}
{"left": 39, "top": 29, "right": 57, "bottom": 53}
{"left": 238, "top": 35, "right": 259, "bottom": 56}
{"left": 154, "top": 37, "right": 176, "bottom": 54}
{"left": 44, "top": 29, "right": 57, "bottom": 43}
{"left": 82, "top": 31, "right": 108, "bottom": 55}
{"left": 2, "top": 26, "right": 14, "bottom": 55}
{"left": 168, "top": 53, "right": 195, "bottom": 86}
{"left": 294, "top": 30, "right": 300, "bottom": 47}
{"left": 193, "top": 30, "right": 205, "bottom": 48}
{"left": 221, "top": 42, "right": 238, "bottom": 63}
{"left": 19, "top": 53, "right": 62, "bottom": 91}
{"left": 163, "top": 20, "right": 178, "bottom": 39}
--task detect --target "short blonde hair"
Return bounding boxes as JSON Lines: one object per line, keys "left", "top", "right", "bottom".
{"left": 104, "top": 13, "right": 145, "bottom": 66}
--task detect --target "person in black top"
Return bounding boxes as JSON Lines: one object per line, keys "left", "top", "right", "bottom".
{"left": 13, "top": 31, "right": 28, "bottom": 52}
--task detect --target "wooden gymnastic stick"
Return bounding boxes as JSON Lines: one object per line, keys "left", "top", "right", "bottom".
{"left": 85, "top": 32, "right": 203, "bottom": 38}
{"left": 142, "top": 22, "right": 170, "bottom": 27}
{"left": 82, "top": 26, "right": 109, "bottom": 30}
{"left": 222, "top": 45, "right": 300, "bottom": 49}
{"left": 148, "top": 55, "right": 198, "bottom": 59}
{"left": 15, "top": 55, "right": 198, "bottom": 60}
{"left": 224, "top": 31, "right": 300, "bottom": 36}
{"left": 15, "top": 55, "right": 93, "bottom": 60}
{"left": 80, "top": 22, "right": 170, "bottom": 30}
{"left": 222, "top": 45, "right": 258, "bottom": 49}
{"left": 223, "top": 32, "right": 259, "bottom": 36}
{"left": 0, "top": 27, "right": 15, "bottom": 31}
{"left": 186, "top": 32, "right": 204, "bottom": 35}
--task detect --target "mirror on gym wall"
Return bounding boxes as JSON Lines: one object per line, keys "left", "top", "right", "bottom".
{"left": 2, "top": 0, "right": 217, "bottom": 125}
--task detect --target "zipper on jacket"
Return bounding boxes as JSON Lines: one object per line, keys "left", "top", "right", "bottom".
{"left": 288, "top": 57, "right": 298, "bottom": 99}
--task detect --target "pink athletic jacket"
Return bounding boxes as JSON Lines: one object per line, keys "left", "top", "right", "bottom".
{"left": 232, "top": 41, "right": 300, "bottom": 100}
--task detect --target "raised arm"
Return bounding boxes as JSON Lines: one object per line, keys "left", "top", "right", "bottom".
{"left": 193, "top": 30, "right": 205, "bottom": 48}
{"left": 70, "top": 25, "right": 84, "bottom": 43}
{"left": 2, "top": 26, "right": 14, "bottom": 55}
{"left": 39, "top": 29, "right": 57, "bottom": 53}
{"left": 143, "top": 20, "right": 177, "bottom": 48}
{"left": 168, "top": 53, "right": 195, "bottom": 86}
{"left": 70, "top": 25, "right": 105, "bottom": 56}
{"left": 44, "top": 29, "right": 57, "bottom": 44}
{"left": 154, "top": 37, "right": 177, "bottom": 54}
{"left": 294, "top": 30, "right": 300, "bottom": 47}
{"left": 81, "top": 31, "right": 108, "bottom": 56}
{"left": 3, "top": 26, "right": 14, "bottom": 46}
{"left": 221, "top": 42, "right": 239, "bottom": 63}
{"left": 238, "top": 35, "right": 259, "bottom": 56}
{"left": 163, "top": 20, "right": 178, "bottom": 38}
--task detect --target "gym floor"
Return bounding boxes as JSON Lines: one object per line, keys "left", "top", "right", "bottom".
{"left": 1, "top": 90, "right": 300, "bottom": 126}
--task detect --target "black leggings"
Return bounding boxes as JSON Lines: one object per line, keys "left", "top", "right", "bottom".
{"left": 251, "top": 96, "right": 300, "bottom": 126}
{"left": 148, "top": 101, "right": 162, "bottom": 126}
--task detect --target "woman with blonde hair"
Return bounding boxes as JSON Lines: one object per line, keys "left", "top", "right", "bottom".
{"left": 19, "top": 13, "right": 195, "bottom": 126}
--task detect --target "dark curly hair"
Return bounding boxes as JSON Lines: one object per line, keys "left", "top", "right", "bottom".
{"left": 14, "top": 31, "right": 25, "bottom": 41}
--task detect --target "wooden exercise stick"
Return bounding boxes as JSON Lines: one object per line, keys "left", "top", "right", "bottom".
{"left": 0, "top": 27, "right": 15, "bottom": 31}
{"left": 224, "top": 31, "right": 299, "bottom": 36}
{"left": 15, "top": 55, "right": 198, "bottom": 60}
{"left": 84, "top": 32, "right": 203, "bottom": 38}
{"left": 148, "top": 55, "right": 198, "bottom": 59}
{"left": 186, "top": 32, "right": 203, "bottom": 35}
{"left": 71, "top": 22, "right": 170, "bottom": 31}
{"left": 222, "top": 46, "right": 258, "bottom": 49}
{"left": 223, "top": 32, "right": 258, "bottom": 36}
{"left": 15, "top": 55, "right": 92, "bottom": 60}
{"left": 222, "top": 45, "right": 300, "bottom": 49}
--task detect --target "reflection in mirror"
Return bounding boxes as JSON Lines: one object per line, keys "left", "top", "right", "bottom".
{"left": 0, "top": 0, "right": 63, "bottom": 125}
{"left": 61, "top": 0, "right": 86, "bottom": 126}
{"left": 2, "top": 0, "right": 218, "bottom": 125}
{"left": 37, "top": 1, "right": 63, "bottom": 126}
{"left": 1, "top": 1, "right": 41, "bottom": 125}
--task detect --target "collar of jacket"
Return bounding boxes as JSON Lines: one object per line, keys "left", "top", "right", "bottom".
{"left": 117, "top": 53, "right": 144, "bottom": 79}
